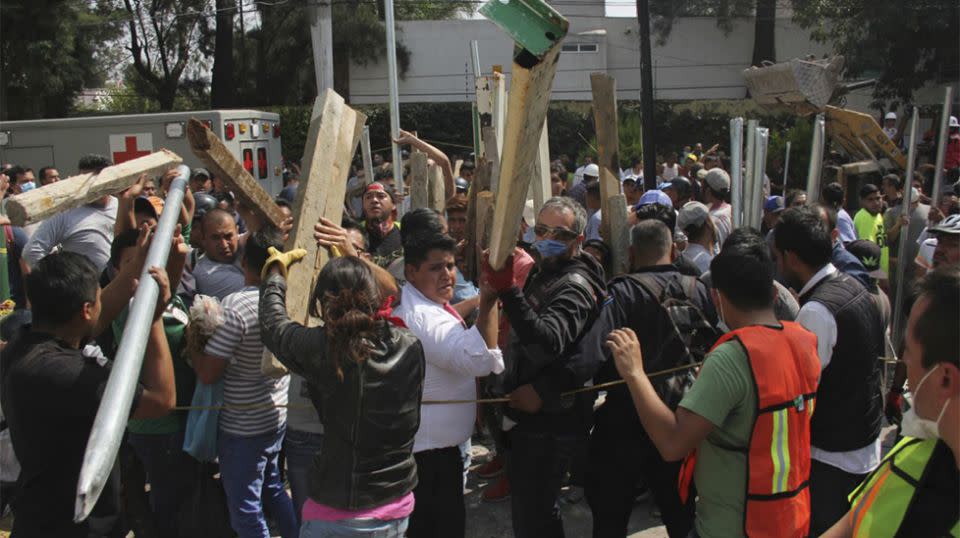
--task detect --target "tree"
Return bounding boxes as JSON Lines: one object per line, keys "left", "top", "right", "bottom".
{"left": 210, "top": 0, "right": 234, "bottom": 108}
{"left": 649, "top": 0, "right": 776, "bottom": 67}
{"left": 792, "top": 0, "right": 959, "bottom": 108}
{"left": 1, "top": 0, "right": 123, "bottom": 120}
{"left": 119, "top": 0, "right": 208, "bottom": 110}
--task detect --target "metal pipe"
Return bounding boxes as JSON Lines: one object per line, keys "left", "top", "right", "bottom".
{"left": 932, "top": 86, "right": 954, "bottom": 207}
{"left": 743, "top": 119, "right": 758, "bottom": 229}
{"left": 751, "top": 127, "right": 770, "bottom": 229}
{"left": 729, "top": 117, "right": 744, "bottom": 229}
{"left": 783, "top": 141, "right": 791, "bottom": 194}
{"left": 361, "top": 125, "right": 373, "bottom": 187}
{"left": 891, "top": 108, "right": 920, "bottom": 350}
{"left": 383, "top": 0, "right": 404, "bottom": 201}
{"left": 806, "top": 113, "right": 826, "bottom": 204}
{"left": 75, "top": 166, "right": 189, "bottom": 521}
{"left": 470, "top": 40, "right": 482, "bottom": 79}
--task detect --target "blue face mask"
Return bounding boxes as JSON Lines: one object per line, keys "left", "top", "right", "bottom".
{"left": 19, "top": 181, "right": 36, "bottom": 193}
{"left": 532, "top": 238, "right": 569, "bottom": 259}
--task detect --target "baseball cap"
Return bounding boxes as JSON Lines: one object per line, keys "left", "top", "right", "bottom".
{"left": 191, "top": 167, "right": 211, "bottom": 179}
{"left": 665, "top": 176, "right": 692, "bottom": 196}
{"left": 677, "top": 201, "right": 711, "bottom": 232}
{"left": 764, "top": 195, "right": 785, "bottom": 214}
{"left": 950, "top": 116, "right": 959, "bottom": 128}
{"left": 704, "top": 169, "right": 731, "bottom": 193}
{"left": 134, "top": 196, "right": 164, "bottom": 219}
{"left": 845, "top": 240, "right": 886, "bottom": 279}
{"left": 583, "top": 163, "right": 600, "bottom": 178}
{"left": 636, "top": 189, "right": 673, "bottom": 209}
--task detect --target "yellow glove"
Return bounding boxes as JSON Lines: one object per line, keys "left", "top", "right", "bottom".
{"left": 262, "top": 246, "right": 308, "bottom": 279}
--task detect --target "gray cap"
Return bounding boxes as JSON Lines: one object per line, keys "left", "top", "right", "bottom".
{"left": 704, "top": 169, "right": 730, "bottom": 192}
{"left": 191, "top": 167, "right": 211, "bottom": 179}
{"left": 677, "top": 201, "right": 711, "bottom": 232}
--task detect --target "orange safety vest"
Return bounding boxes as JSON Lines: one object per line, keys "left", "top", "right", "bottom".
{"left": 678, "top": 322, "right": 820, "bottom": 538}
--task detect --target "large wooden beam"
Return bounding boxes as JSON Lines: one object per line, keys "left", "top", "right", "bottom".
{"left": 408, "top": 151, "right": 430, "bottom": 210}
{"left": 528, "top": 120, "right": 552, "bottom": 211}
{"left": 5, "top": 150, "right": 182, "bottom": 226}
{"left": 487, "top": 42, "right": 565, "bottom": 269}
{"left": 463, "top": 159, "right": 492, "bottom": 281}
{"left": 606, "top": 194, "right": 631, "bottom": 276}
{"left": 428, "top": 162, "right": 446, "bottom": 212}
{"left": 481, "top": 126, "right": 501, "bottom": 194}
{"left": 476, "top": 73, "right": 507, "bottom": 158}
{"left": 284, "top": 89, "right": 366, "bottom": 329}
{"left": 590, "top": 73, "right": 621, "bottom": 243}
{"left": 187, "top": 119, "right": 286, "bottom": 229}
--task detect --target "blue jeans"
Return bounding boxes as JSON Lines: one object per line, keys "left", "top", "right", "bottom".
{"left": 284, "top": 428, "right": 324, "bottom": 524}
{"left": 218, "top": 427, "right": 299, "bottom": 538}
{"left": 300, "top": 516, "right": 409, "bottom": 537}
{"left": 127, "top": 430, "right": 195, "bottom": 537}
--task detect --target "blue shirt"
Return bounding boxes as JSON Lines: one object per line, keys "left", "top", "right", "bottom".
{"left": 837, "top": 208, "right": 857, "bottom": 244}
{"left": 452, "top": 267, "right": 478, "bottom": 305}
{"left": 832, "top": 242, "right": 871, "bottom": 288}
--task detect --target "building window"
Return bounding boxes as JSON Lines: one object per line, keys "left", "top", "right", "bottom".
{"left": 561, "top": 43, "right": 599, "bottom": 53}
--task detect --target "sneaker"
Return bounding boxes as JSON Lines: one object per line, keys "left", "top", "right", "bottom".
{"left": 476, "top": 456, "right": 504, "bottom": 479}
{"left": 481, "top": 475, "right": 511, "bottom": 503}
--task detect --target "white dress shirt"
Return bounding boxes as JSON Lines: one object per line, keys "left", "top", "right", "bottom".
{"left": 796, "top": 263, "right": 882, "bottom": 475}
{"left": 395, "top": 283, "right": 504, "bottom": 453}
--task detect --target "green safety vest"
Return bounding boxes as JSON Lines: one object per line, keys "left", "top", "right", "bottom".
{"left": 848, "top": 437, "right": 959, "bottom": 537}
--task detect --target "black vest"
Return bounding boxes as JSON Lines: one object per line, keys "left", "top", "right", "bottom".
{"left": 800, "top": 271, "right": 884, "bottom": 451}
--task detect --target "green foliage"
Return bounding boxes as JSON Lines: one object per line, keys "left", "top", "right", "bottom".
{"left": 649, "top": 0, "right": 755, "bottom": 43}
{"left": 791, "top": 0, "right": 959, "bottom": 108}
{"left": 1, "top": 0, "right": 123, "bottom": 119}
{"left": 768, "top": 117, "right": 812, "bottom": 190}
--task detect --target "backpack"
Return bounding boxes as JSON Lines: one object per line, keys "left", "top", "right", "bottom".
{"left": 625, "top": 273, "right": 723, "bottom": 409}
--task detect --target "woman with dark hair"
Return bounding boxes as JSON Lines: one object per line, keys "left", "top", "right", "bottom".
{"left": 259, "top": 255, "right": 425, "bottom": 537}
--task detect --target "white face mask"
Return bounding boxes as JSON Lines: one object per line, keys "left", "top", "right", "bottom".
{"left": 902, "top": 365, "right": 951, "bottom": 440}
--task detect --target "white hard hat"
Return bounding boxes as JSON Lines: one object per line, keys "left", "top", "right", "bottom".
{"left": 884, "top": 112, "right": 897, "bottom": 121}
{"left": 584, "top": 163, "right": 600, "bottom": 178}
{"left": 950, "top": 116, "right": 959, "bottom": 128}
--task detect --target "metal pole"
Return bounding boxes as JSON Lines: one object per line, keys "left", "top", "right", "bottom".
{"left": 783, "top": 140, "right": 791, "bottom": 194}
{"left": 75, "top": 165, "right": 189, "bottom": 521}
{"left": 637, "top": 0, "right": 657, "bottom": 191}
{"left": 361, "top": 125, "right": 374, "bottom": 186}
{"left": 730, "top": 117, "right": 744, "bottom": 229}
{"left": 891, "top": 108, "right": 920, "bottom": 349}
{"left": 806, "top": 113, "right": 825, "bottom": 204}
{"left": 384, "top": 0, "right": 404, "bottom": 197}
{"left": 743, "top": 119, "right": 758, "bottom": 229}
{"left": 470, "top": 40, "right": 482, "bottom": 79}
{"left": 751, "top": 127, "right": 770, "bottom": 229}
{"left": 932, "top": 86, "right": 954, "bottom": 206}
{"left": 308, "top": 3, "right": 334, "bottom": 91}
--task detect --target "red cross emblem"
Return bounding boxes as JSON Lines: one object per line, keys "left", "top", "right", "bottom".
{"left": 112, "top": 135, "right": 151, "bottom": 164}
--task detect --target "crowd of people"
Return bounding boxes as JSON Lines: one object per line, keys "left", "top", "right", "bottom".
{"left": 0, "top": 119, "right": 958, "bottom": 538}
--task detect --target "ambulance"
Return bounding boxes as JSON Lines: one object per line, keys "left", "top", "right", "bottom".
{"left": 0, "top": 109, "right": 284, "bottom": 196}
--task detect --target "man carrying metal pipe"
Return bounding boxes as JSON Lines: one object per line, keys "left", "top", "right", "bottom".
{"left": 0, "top": 240, "right": 177, "bottom": 537}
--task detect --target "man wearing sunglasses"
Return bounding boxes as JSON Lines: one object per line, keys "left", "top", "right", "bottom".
{"left": 482, "top": 196, "right": 607, "bottom": 538}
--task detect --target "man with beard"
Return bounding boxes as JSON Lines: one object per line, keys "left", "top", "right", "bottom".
{"left": 482, "top": 196, "right": 606, "bottom": 537}
{"left": 362, "top": 182, "right": 403, "bottom": 268}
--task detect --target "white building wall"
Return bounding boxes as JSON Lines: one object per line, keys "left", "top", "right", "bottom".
{"left": 348, "top": 15, "right": 834, "bottom": 105}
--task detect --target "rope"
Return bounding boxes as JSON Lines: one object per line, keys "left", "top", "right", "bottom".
{"left": 172, "top": 360, "right": 703, "bottom": 411}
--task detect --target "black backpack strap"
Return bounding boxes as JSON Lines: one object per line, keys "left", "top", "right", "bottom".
{"left": 624, "top": 272, "right": 666, "bottom": 303}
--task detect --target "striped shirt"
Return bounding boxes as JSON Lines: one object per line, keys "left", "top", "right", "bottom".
{"left": 205, "top": 286, "right": 289, "bottom": 436}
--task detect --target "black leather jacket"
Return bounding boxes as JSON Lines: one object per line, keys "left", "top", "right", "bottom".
{"left": 259, "top": 274, "right": 425, "bottom": 510}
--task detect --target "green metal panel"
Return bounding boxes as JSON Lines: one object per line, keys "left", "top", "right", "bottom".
{"left": 479, "top": 0, "right": 568, "bottom": 59}
{"left": 472, "top": 102, "right": 482, "bottom": 158}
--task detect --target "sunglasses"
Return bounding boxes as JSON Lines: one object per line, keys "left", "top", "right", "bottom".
{"left": 534, "top": 223, "right": 579, "bottom": 241}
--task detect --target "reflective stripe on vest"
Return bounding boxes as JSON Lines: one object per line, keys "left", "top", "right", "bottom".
{"left": 678, "top": 322, "right": 820, "bottom": 538}
{"left": 848, "top": 437, "right": 960, "bottom": 537}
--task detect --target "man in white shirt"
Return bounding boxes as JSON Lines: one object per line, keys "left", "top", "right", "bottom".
{"left": 395, "top": 232, "right": 503, "bottom": 538}
{"left": 676, "top": 201, "right": 717, "bottom": 274}
{"left": 702, "top": 169, "right": 732, "bottom": 247}
{"left": 773, "top": 207, "right": 885, "bottom": 535}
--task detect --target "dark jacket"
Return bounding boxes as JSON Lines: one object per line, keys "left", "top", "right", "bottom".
{"left": 259, "top": 274, "right": 425, "bottom": 510}
{"left": 832, "top": 241, "right": 871, "bottom": 288}
{"left": 799, "top": 271, "right": 884, "bottom": 452}
{"left": 575, "top": 265, "right": 717, "bottom": 439}
{"left": 497, "top": 252, "right": 606, "bottom": 432}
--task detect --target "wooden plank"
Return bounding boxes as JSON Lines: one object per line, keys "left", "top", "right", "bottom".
{"left": 428, "top": 162, "right": 446, "bottom": 212}
{"left": 5, "top": 150, "right": 182, "bottom": 226}
{"left": 187, "top": 119, "right": 286, "bottom": 229}
{"left": 590, "top": 72, "right": 622, "bottom": 246}
{"left": 481, "top": 126, "right": 501, "bottom": 194}
{"left": 528, "top": 120, "right": 552, "bottom": 211}
{"left": 408, "top": 151, "right": 429, "bottom": 210}
{"left": 475, "top": 73, "right": 507, "bottom": 158}
{"left": 463, "top": 159, "right": 492, "bottom": 282}
{"left": 606, "top": 194, "right": 630, "bottom": 276}
{"left": 488, "top": 42, "right": 564, "bottom": 269}
{"left": 475, "top": 190, "right": 495, "bottom": 260}
{"left": 284, "top": 89, "right": 367, "bottom": 328}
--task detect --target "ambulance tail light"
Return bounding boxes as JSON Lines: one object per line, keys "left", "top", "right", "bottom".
{"left": 273, "top": 124, "right": 281, "bottom": 138}
{"left": 242, "top": 149, "right": 253, "bottom": 174}
{"left": 257, "top": 148, "right": 268, "bottom": 179}
{"left": 225, "top": 123, "right": 236, "bottom": 141}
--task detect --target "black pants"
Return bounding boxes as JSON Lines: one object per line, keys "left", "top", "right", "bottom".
{"left": 407, "top": 446, "right": 465, "bottom": 538}
{"left": 585, "top": 423, "right": 694, "bottom": 538}
{"left": 507, "top": 426, "right": 580, "bottom": 538}
{"left": 809, "top": 459, "right": 867, "bottom": 536}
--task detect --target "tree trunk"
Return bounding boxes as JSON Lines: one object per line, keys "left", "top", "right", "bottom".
{"left": 333, "top": 47, "right": 351, "bottom": 103}
{"left": 158, "top": 82, "right": 177, "bottom": 111}
{"left": 751, "top": 0, "right": 776, "bottom": 67}
{"left": 211, "top": 0, "right": 234, "bottom": 108}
